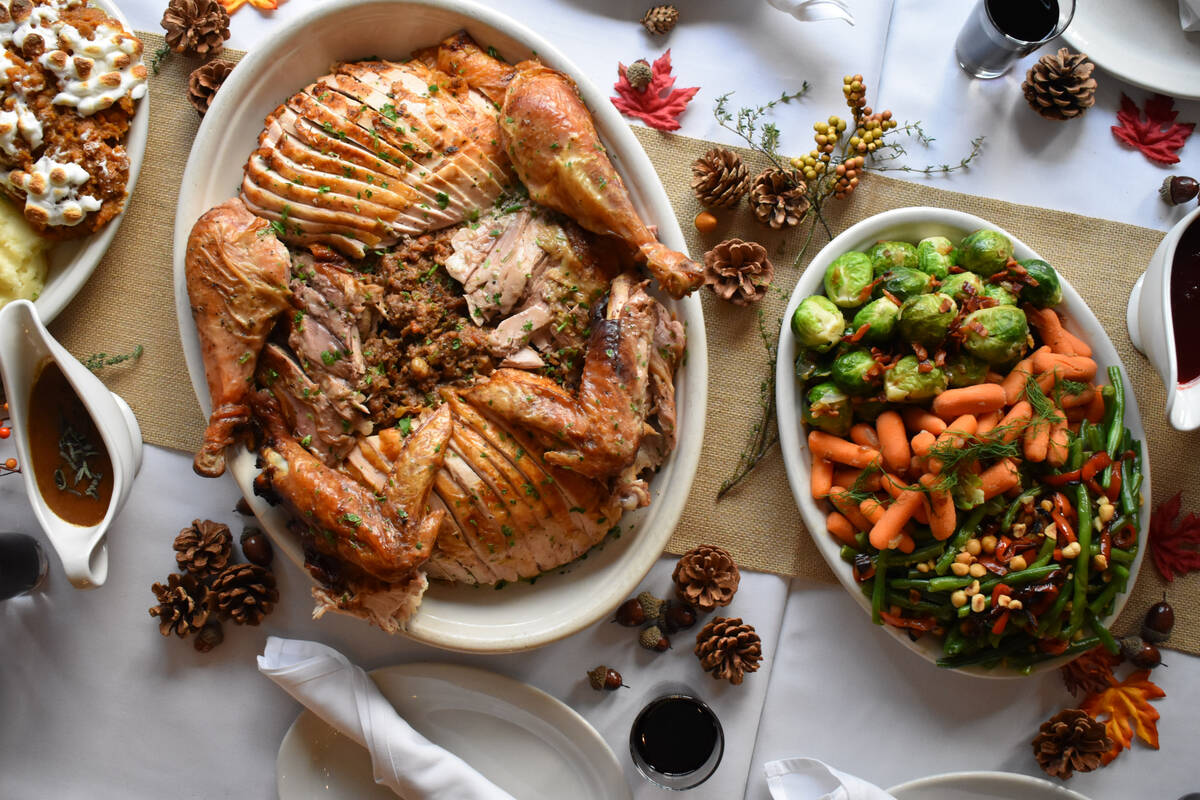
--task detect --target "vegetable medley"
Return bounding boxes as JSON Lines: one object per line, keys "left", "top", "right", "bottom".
{"left": 792, "top": 229, "right": 1143, "bottom": 671}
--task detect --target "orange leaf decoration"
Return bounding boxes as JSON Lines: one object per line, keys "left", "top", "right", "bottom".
{"left": 220, "top": 0, "right": 279, "bottom": 14}
{"left": 1080, "top": 670, "right": 1165, "bottom": 765}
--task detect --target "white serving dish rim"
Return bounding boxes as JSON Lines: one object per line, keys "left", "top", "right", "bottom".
{"left": 775, "top": 206, "right": 1149, "bottom": 678}
{"left": 171, "top": 0, "right": 706, "bottom": 653}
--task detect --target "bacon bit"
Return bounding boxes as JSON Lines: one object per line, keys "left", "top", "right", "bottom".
{"left": 880, "top": 609, "right": 938, "bottom": 632}
{"left": 881, "top": 288, "right": 901, "bottom": 306}
{"left": 932, "top": 349, "right": 948, "bottom": 367}
{"left": 843, "top": 323, "right": 871, "bottom": 343}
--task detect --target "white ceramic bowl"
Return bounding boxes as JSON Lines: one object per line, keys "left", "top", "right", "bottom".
{"left": 172, "top": 0, "right": 706, "bottom": 652}
{"left": 888, "top": 770, "right": 1091, "bottom": 799}
{"left": 25, "top": 0, "right": 149, "bottom": 323}
{"left": 776, "top": 207, "right": 1149, "bottom": 677}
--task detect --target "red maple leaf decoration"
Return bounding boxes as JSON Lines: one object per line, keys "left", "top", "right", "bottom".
{"left": 1111, "top": 94, "right": 1195, "bottom": 165}
{"left": 1149, "top": 492, "right": 1200, "bottom": 581}
{"left": 611, "top": 50, "right": 698, "bottom": 132}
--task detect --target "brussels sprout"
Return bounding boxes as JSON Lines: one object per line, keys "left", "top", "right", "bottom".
{"left": 884, "top": 355, "right": 948, "bottom": 403}
{"left": 916, "top": 236, "right": 957, "bottom": 280}
{"left": 803, "top": 381, "right": 852, "bottom": 436}
{"left": 873, "top": 266, "right": 933, "bottom": 303}
{"left": 939, "top": 272, "right": 985, "bottom": 304}
{"left": 851, "top": 296, "right": 901, "bottom": 344}
{"left": 961, "top": 305, "right": 1030, "bottom": 366}
{"left": 831, "top": 349, "right": 881, "bottom": 396}
{"left": 958, "top": 229, "right": 1013, "bottom": 277}
{"left": 897, "top": 292, "right": 958, "bottom": 346}
{"left": 791, "top": 295, "right": 845, "bottom": 352}
{"left": 981, "top": 282, "right": 1018, "bottom": 306}
{"left": 853, "top": 398, "right": 888, "bottom": 422}
{"left": 1018, "top": 259, "right": 1064, "bottom": 308}
{"left": 824, "top": 252, "right": 875, "bottom": 308}
{"left": 794, "top": 349, "right": 835, "bottom": 383}
{"left": 867, "top": 241, "right": 918, "bottom": 276}
{"left": 944, "top": 353, "right": 989, "bottom": 388}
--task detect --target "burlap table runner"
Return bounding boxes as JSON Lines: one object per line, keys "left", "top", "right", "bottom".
{"left": 49, "top": 34, "right": 1198, "bottom": 652}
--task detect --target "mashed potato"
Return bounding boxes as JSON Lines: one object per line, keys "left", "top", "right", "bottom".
{"left": 0, "top": 196, "right": 48, "bottom": 307}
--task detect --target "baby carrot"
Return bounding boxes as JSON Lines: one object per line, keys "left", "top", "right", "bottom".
{"left": 920, "top": 473, "right": 957, "bottom": 541}
{"left": 882, "top": 473, "right": 929, "bottom": 525}
{"left": 1083, "top": 388, "right": 1106, "bottom": 424}
{"left": 808, "top": 430, "right": 880, "bottom": 469}
{"left": 1032, "top": 351, "right": 1097, "bottom": 382}
{"left": 1001, "top": 348, "right": 1048, "bottom": 405}
{"left": 901, "top": 406, "right": 947, "bottom": 436}
{"left": 869, "top": 488, "right": 925, "bottom": 550}
{"left": 910, "top": 429, "right": 937, "bottom": 457}
{"left": 975, "top": 410, "right": 1002, "bottom": 437}
{"left": 1023, "top": 416, "right": 1051, "bottom": 462}
{"left": 833, "top": 467, "right": 882, "bottom": 492}
{"left": 875, "top": 411, "right": 911, "bottom": 475}
{"left": 1027, "top": 306, "right": 1092, "bottom": 357}
{"left": 829, "top": 486, "right": 873, "bottom": 531}
{"left": 929, "top": 415, "right": 978, "bottom": 473}
{"left": 827, "top": 511, "right": 858, "bottom": 546}
{"left": 932, "top": 384, "right": 1006, "bottom": 420}
{"left": 994, "top": 400, "right": 1032, "bottom": 443}
{"left": 981, "top": 458, "right": 1020, "bottom": 500}
{"left": 850, "top": 423, "right": 882, "bottom": 449}
{"left": 812, "top": 454, "right": 834, "bottom": 499}
{"left": 1047, "top": 417, "right": 1070, "bottom": 468}
{"left": 860, "top": 496, "right": 887, "bottom": 525}
{"left": 1059, "top": 387, "right": 1095, "bottom": 409}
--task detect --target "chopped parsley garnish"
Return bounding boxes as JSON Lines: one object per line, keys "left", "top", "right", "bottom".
{"left": 435, "top": 191, "right": 450, "bottom": 209}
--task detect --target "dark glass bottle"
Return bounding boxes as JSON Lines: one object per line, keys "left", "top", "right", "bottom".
{"left": 0, "top": 532, "right": 49, "bottom": 600}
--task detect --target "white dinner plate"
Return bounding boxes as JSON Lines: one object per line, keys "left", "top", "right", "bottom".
{"left": 172, "top": 0, "right": 706, "bottom": 653}
{"left": 1062, "top": 0, "right": 1200, "bottom": 100}
{"left": 27, "top": 0, "right": 150, "bottom": 322}
{"left": 775, "top": 207, "right": 1150, "bottom": 677}
{"left": 276, "top": 663, "right": 631, "bottom": 800}
{"left": 888, "top": 770, "right": 1091, "bottom": 799}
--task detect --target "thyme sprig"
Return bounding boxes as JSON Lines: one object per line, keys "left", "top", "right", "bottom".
{"left": 150, "top": 43, "right": 170, "bottom": 75}
{"left": 84, "top": 345, "right": 143, "bottom": 372}
{"left": 54, "top": 421, "right": 103, "bottom": 499}
{"left": 713, "top": 87, "right": 811, "bottom": 173}
{"left": 717, "top": 307, "right": 781, "bottom": 500}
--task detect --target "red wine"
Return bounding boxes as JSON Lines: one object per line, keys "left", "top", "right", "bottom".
{"left": 0, "top": 533, "right": 47, "bottom": 600}
{"left": 631, "top": 696, "right": 720, "bottom": 776}
{"left": 987, "top": 0, "right": 1059, "bottom": 42}
{"left": 1171, "top": 217, "right": 1200, "bottom": 385}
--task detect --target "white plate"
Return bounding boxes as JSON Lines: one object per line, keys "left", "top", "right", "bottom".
{"left": 888, "top": 770, "right": 1091, "bottom": 800}
{"left": 775, "top": 207, "right": 1150, "bottom": 677}
{"left": 1062, "top": 0, "right": 1200, "bottom": 100}
{"left": 27, "top": 0, "right": 149, "bottom": 322}
{"left": 276, "top": 663, "right": 631, "bottom": 800}
{"left": 171, "top": 0, "right": 706, "bottom": 653}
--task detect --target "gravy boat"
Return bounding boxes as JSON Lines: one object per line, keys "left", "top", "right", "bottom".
{"left": 0, "top": 299, "right": 143, "bottom": 587}
{"left": 1128, "top": 205, "right": 1200, "bottom": 431}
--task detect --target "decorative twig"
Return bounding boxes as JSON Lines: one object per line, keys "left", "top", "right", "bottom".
{"left": 83, "top": 345, "right": 144, "bottom": 372}
{"left": 718, "top": 308, "right": 782, "bottom": 500}
{"left": 150, "top": 43, "right": 171, "bottom": 76}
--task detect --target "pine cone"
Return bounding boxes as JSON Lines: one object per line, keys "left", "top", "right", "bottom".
{"left": 173, "top": 519, "right": 232, "bottom": 577}
{"left": 187, "top": 59, "right": 234, "bottom": 116}
{"left": 703, "top": 239, "right": 774, "bottom": 306}
{"left": 1022, "top": 48, "right": 1097, "bottom": 121}
{"left": 1032, "top": 708, "right": 1112, "bottom": 779}
{"left": 148, "top": 573, "right": 211, "bottom": 637}
{"left": 691, "top": 147, "right": 750, "bottom": 208}
{"left": 673, "top": 544, "right": 740, "bottom": 611}
{"left": 161, "top": 0, "right": 230, "bottom": 57}
{"left": 641, "top": 4, "right": 678, "bottom": 35}
{"left": 210, "top": 563, "right": 279, "bottom": 625}
{"left": 694, "top": 617, "right": 762, "bottom": 685}
{"left": 1060, "top": 646, "right": 1120, "bottom": 696}
{"left": 749, "top": 168, "right": 809, "bottom": 229}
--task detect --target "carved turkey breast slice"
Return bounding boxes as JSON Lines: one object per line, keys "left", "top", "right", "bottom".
{"left": 243, "top": 58, "right": 515, "bottom": 258}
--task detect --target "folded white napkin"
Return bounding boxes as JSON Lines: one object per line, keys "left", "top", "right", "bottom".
{"left": 1181, "top": 0, "right": 1200, "bottom": 31}
{"left": 258, "top": 637, "right": 515, "bottom": 800}
{"left": 767, "top": 0, "right": 855, "bottom": 25}
{"left": 765, "top": 758, "right": 897, "bottom": 800}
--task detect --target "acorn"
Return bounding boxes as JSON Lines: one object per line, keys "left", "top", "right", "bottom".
{"left": 240, "top": 527, "right": 274, "bottom": 567}
{"left": 662, "top": 602, "right": 696, "bottom": 633}
{"left": 1131, "top": 641, "right": 1162, "bottom": 670}
{"left": 1118, "top": 635, "right": 1143, "bottom": 661}
{"left": 1160, "top": 175, "right": 1199, "bottom": 206}
{"left": 193, "top": 620, "right": 224, "bottom": 653}
{"left": 625, "top": 59, "right": 652, "bottom": 91}
{"left": 637, "top": 590, "right": 665, "bottom": 621}
{"left": 586, "top": 665, "right": 626, "bottom": 691}
{"left": 615, "top": 598, "right": 646, "bottom": 627}
{"left": 1141, "top": 598, "right": 1174, "bottom": 643}
{"left": 235, "top": 497, "right": 252, "bottom": 515}
{"left": 639, "top": 624, "right": 670, "bottom": 652}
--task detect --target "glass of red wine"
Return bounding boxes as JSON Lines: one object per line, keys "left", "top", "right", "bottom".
{"left": 0, "top": 532, "right": 49, "bottom": 600}
{"left": 629, "top": 693, "right": 724, "bottom": 790}
{"left": 955, "top": 0, "right": 1076, "bottom": 78}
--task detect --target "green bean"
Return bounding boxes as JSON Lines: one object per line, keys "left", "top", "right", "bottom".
{"left": 937, "top": 634, "right": 1035, "bottom": 669}
{"left": 1098, "top": 384, "right": 1117, "bottom": 433}
{"left": 942, "top": 624, "right": 968, "bottom": 657}
{"left": 1006, "top": 636, "right": 1102, "bottom": 669}
{"left": 1120, "top": 457, "right": 1139, "bottom": 518}
{"left": 1067, "top": 436, "right": 1084, "bottom": 472}
{"left": 1109, "top": 546, "right": 1135, "bottom": 565}
{"left": 979, "top": 564, "right": 1062, "bottom": 593}
{"left": 1030, "top": 535, "right": 1057, "bottom": 569}
{"left": 893, "top": 541, "right": 948, "bottom": 566}
{"left": 1002, "top": 487, "right": 1041, "bottom": 533}
{"left": 889, "top": 578, "right": 932, "bottom": 591}
{"left": 840, "top": 546, "right": 858, "bottom": 564}
{"left": 886, "top": 592, "right": 952, "bottom": 618}
{"left": 1110, "top": 563, "right": 1130, "bottom": 594}
{"left": 1102, "top": 367, "right": 1125, "bottom": 489}
{"left": 1086, "top": 610, "right": 1121, "bottom": 655}
{"left": 934, "top": 505, "right": 988, "bottom": 575}
{"left": 871, "top": 552, "right": 889, "bottom": 625}
{"left": 929, "top": 576, "right": 973, "bottom": 593}
{"left": 1068, "top": 478, "right": 1093, "bottom": 636}
{"left": 854, "top": 531, "right": 869, "bottom": 550}
{"left": 1088, "top": 580, "right": 1121, "bottom": 617}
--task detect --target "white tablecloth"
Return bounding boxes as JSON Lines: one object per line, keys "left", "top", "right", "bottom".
{"left": 3, "top": 0, "right": 1198, "bottom": 797}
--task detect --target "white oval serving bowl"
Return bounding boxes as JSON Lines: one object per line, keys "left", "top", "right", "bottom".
{"left": 21, "top": 0, "right": 150, "bottom": 323}
{"left": 172, "top": 0, "right": 706, "bottom": 652}
{"left": 776, "top": 207, "right": 1149, "bottom": 677}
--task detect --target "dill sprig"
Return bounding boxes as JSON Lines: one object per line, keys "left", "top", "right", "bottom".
{"left": 830, "top": 463, "right": 883, "bottom": 506}
{"left": 1023, "top": 375, "right": 1064, "bottom": 423}
{"left": 930, "top": 435, "right": 1021, "bottom": 482}
{"left": 1053, "top": 378, "right": 1089, "bottom": 407}
{"left": 84, "top": 345, "right": 143, "bottom": 372}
